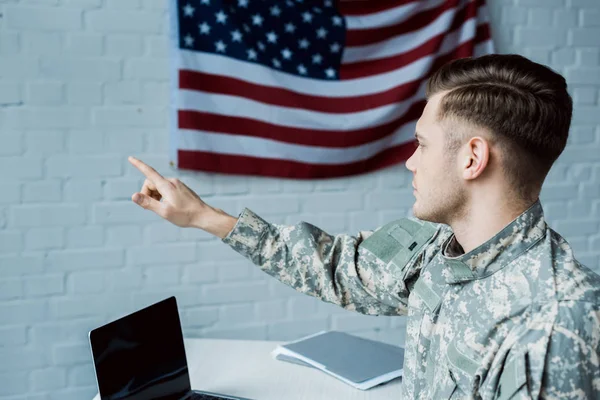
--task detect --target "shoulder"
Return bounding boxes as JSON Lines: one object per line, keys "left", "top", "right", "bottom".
{"left": 548, "top": 227, "right": 600, "bottom": 303}
{"left": 510, "top": 226, "right": 600, "bottom": 304}
{"left": 360, "top": 217, "right": 449, "bottom": 263}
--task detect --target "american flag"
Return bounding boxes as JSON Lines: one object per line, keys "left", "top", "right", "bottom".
{"left": 169, "top": 0, "right": 494, "bottom": 178}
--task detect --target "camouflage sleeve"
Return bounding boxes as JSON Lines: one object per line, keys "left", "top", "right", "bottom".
{"left": 221, "top": 208, "right": 438, "bottom": 316}
{"left": 539, "top": 300, "right": 600, "bottom": 399}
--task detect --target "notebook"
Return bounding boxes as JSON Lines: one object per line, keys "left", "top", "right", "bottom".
{"left": 271, "top": 330, "right": 404, "bottom": 390}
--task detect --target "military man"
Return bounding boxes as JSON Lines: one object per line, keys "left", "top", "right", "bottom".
{"left": 129, "top": 54, "right": 600, "bottom": 399}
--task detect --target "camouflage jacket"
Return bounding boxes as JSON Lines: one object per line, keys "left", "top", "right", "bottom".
{"left": 222, "top": 200, "right": 600, "bottom": 399}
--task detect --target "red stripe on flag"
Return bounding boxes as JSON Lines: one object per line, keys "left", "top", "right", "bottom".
{"left": 476, "top": 23, "right": 490, "bottom": 44}
{"left": 177, "top": 140, "right": 418, "bottom": 179}
{"left": 178, "top": 99, "right": 426, "bottom": 148}
{"left": 180, "top": 69, "right": 423, "bottom": 113}
{"left": 345, "top": 0, "right": 461, "bottom": 47}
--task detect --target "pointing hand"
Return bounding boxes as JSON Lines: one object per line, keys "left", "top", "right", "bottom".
{"left": 128, "top": 156, "right": 208, "bottom": 228}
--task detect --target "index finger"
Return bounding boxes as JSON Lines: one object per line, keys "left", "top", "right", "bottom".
{"left": 128, "top": 156, "right": 170, "bottom": 190}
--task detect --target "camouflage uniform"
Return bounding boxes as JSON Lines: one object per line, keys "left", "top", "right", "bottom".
{"left": 222, "top": 199, "right": 600, "bottom": 399}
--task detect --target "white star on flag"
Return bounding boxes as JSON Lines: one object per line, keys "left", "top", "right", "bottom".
{"left": 312, "top": 53, "right": 322, "bottom": 64}
{"left": 270, "top": 5, "right": 281, "bottom": 17}
{"left": 325, "top": 68, "right": 335, "bottom": 78}
{"left": 238, "top": 0, "right": 248, "bottom": 7}
{"left": 297, "top": 64, "right": 307, "bottom": 75}
{"left": 252, "top": 14, "right": 263, "bottom": 26}
{"left": 247, "top": 48, "right": 257, "bottom": 60}
{"left": 285, "top": 23, "right": 296, "bottom": 33}
{"left": 266, "top": 31, "right": 278, "bottom": 43}
{"left": 231, "top": 30, "right": 243, "bottom": 42}
{"left": 199, "top": 22, "right": 211, "bottom": 34}
{"left": 183, "top": 4, "right": 195, "bottom": 17}
{"left": 302, "top": 12, "right": 313, "bottom": 23}
{"left": 281, "top": 48, "right": 292, "bottom": 59}
{"left": 215, "top": 10, "right": 227, "bottom": 24}
{"left": 298, "top": 38, "right": 310, "bottom": 49}
{"left": 215, "top": 40, "right": 226, "bottom": 52}
{"left": 184, "top": 34, "right": 194, "bottom": 47}
{"left": 316, "top": 27, "right": 327, "bottom": 39}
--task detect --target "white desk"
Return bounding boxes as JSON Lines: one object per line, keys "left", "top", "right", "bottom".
{"left": 93, "top": 338, "right": 403, "bottom": 400}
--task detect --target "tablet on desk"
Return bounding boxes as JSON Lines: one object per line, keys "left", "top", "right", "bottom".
{"left": 88, "top": 296, "right": 252, "bottom": 400}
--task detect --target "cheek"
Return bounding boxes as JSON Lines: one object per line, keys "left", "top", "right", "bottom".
{"left": 418, "top": 151, "right": 431, "bottom": 174}
{"left": 415, "top": 148, "right": 425, "bottom": 168}
{"left": 421, "top": 153, "right": 446, "bottom": 185}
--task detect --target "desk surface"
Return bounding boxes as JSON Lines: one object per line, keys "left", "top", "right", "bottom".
{"left": 93, "top": 338, "right": 403, "bottom": 400}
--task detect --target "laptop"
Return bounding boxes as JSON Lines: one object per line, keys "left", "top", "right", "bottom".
{"left": 88, "top": 296, "right": 252, "bottom": 400}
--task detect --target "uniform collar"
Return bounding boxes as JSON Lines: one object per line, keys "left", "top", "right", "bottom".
{"left": 441, "top": 199, "right": 547, "bottom": 284}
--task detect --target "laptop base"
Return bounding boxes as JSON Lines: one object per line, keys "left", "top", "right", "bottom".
{"left": 187, "top": 390, "right": 252, "bottom": 400}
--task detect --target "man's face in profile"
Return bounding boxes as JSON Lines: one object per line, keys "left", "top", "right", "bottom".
{"left": 405, "top": 92, "right": 467, "bottom": 225}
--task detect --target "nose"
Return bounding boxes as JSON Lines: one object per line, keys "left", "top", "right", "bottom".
{"left": 405, "top": 148, "right": 417, "bottom": 173}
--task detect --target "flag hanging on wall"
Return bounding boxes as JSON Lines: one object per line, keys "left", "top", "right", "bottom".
{"left": 168, "top": 0, "right": 494, "bottom": 179}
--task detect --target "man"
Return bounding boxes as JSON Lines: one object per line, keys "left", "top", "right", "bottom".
{"left": 129, "top": 54, "right": 600, "bottom": 399}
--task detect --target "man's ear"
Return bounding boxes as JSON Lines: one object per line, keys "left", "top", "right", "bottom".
{"left": 462, "top": 136, "right": 489, "bottom": 181}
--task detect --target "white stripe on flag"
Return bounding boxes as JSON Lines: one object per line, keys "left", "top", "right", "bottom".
{"left": 474, "top": 38, "right": 494, "bottom": 56}
{"left": 178, "top": 49, "right": 431, "bottom": 96}
{"left": 177, "top": 120, "right": 417, "bottom": 164}
{"left": 345, "top": 0, "right": 446, "bottom": 30}
{"left": 179, "top": 80, "right": 427, "bottom": 130}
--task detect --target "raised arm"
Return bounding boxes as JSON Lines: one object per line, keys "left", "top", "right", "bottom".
{"left": 221, "top": 207, "right": 439, "bottom": 315}
{"left": 128, "top": 156, "right": 440, "bottom": 316}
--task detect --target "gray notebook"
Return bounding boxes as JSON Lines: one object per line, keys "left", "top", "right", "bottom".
{"left": 272, "top": 331, "right": 404, "bottom": 390}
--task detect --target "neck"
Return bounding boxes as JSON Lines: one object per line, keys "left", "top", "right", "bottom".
{"left": 449, "top": 196, "right": 538, "bottom": 255}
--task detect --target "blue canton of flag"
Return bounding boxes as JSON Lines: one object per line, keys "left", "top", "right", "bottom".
{"left": 177, "top": 0, "right": 346, "bottom": 80}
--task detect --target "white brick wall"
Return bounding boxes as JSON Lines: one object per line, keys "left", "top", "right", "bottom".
{"left": 0, "top": 0, "right": 599, "bottom": 398}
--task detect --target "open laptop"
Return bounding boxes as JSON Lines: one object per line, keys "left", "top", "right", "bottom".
{"left": 88, "top": 296, "right": 252, "bottom": 400}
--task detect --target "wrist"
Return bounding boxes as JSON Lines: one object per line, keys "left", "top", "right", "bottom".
{"left": 193, "top": 205, "right": 238, "bottom": 239}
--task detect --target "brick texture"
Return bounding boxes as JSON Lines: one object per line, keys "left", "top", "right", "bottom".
{"left": 0, "top": 0, "right": 599, "bottom": 398}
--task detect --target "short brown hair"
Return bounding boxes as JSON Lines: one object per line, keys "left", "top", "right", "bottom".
{"left": 425, "top": 53, "right": 573, "bottom": 202}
